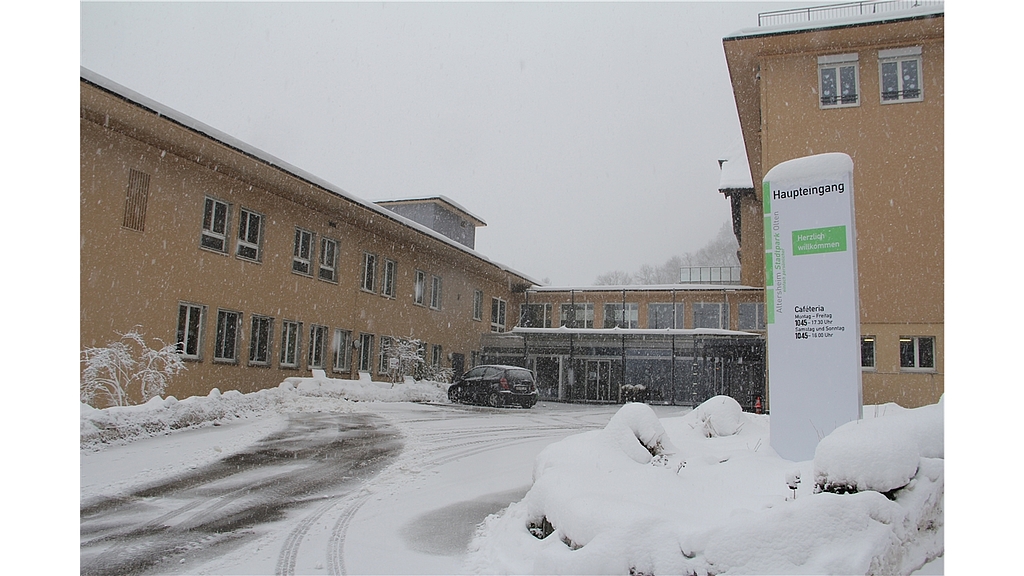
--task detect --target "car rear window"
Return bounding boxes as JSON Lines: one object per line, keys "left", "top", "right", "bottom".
{"left": 506, "top": 369, "right": 534, "bottom": 383}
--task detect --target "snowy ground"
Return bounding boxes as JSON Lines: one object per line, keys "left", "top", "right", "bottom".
{"left": 80, "top": 376, "right": 943, "bottom": 574}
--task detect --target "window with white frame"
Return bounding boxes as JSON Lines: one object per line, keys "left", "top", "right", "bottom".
{"left": 358, "top": 333, "right": 374, "bottom": 372}
{"left": 432, "top": 344, "right": 443, "bottom": 367}
{"left": 319, "top": 237, "right": 338, "bottom": 282}
{"left": 361, "top": 253, "right": 377, "bottom": 292}
{"left": 214, "top": 309, "right": 240, "bottom": 362}
{"left": 647, "top": 303, "right": 678, "bottom": 329}
{"left": 738, "top": 302, "right": 766, "bottom": 331}
{"left": 379, "top": 336, "right": 393, "bottom": 374}
{"left": 861, "top": 336, "right": 876, "bottom": 369}
{"left": 900, "top": 336, "right": 935, "bottom": 370}
{"left": 292, "top": 228, "right": 314, "bottom": 275}
{"left": 603, "top": 303, "right": 639, "bottom": 329}
{"left": 332, "top": 328, "right": 351, "bottom": 372}
{"left": 818, "top": 53, "right": 859, "bottom": 108}
{"left": 201, "top": 197, "right": 230, "bottom": 252}
{"left": 414, "top": 270, "right": 426, "bottom": 305}
{"left": 693, "top": 302, "right": 730, "bottom": 329}
{"left": 381, "top": 259, "right": 396, "bottom": 298}
{"left": 308, "top": 324, "right": 328, "bottom": 369}
{"left": 430, "top": 276, "right": 443, "bottom": 310}
{"left": 559, "top": 303, "right": 594, "bottom": 328}
{"left": 520, "top": 303, "right": 552, "bottom": 328}
{"left": 249, "top": 315, "right": 273, "bottom": 366}
{"left": 473, "top": 290, "right": 483, "bottom": 321}
{"left": 280, "top": 320, "right": 302, "bottom": 368}
{"left": 491, "top": 297, "right": 507, "bottom": 333}
{"left": 236, "top": 208, "right": 263, "bottom": 261}
{"left": 879, "top": 46, "right": 922, "bottom": 103}
{"left": 176, "top": 302, "right": 206, "bottom": 360}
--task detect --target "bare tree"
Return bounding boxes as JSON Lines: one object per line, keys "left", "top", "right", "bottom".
{"left": 594, "top": 270, "right": 634, "bottom": 286}
{"left": 81, "top": 328, "right": 186, "bottom": 407}
{"left": 593, "top": 222, "right": 739, "bottom": 285}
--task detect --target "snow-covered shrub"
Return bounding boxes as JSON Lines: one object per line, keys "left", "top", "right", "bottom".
{"left": 694, "top": 395, "right": 743, "bottom": 437}
{"left": 80, "top": 328, "right": 186, "bottom": 408}
{"left": 813, "top": 400, "right": 943, "bottom": 495}
{"left": 606, "top": 402, "right": 678, "bottom": 462}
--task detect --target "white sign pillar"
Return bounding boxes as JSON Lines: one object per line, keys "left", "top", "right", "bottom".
{"left": 763, "top": 153, "right": 862, "bottom": 462}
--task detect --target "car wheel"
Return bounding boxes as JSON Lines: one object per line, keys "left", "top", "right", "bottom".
{"left": 448, "top": 386, "right": 460, "bottom": 404}
{"left": 520, "top": 399, "right": 535, "bottom": 409}
{"left": 488, "top": 392, "right": 501, "bottom": 408}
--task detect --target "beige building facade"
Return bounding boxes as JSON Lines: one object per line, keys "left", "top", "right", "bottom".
{"left": 81, "top": 71, "right": 533, "bottom": 403}
{"left": 722, "top": 4, "right": 944, "bottom": 407}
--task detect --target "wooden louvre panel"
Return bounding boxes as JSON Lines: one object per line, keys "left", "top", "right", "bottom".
{"left": 122, "top": 169, "right": 150, "bottom": 231}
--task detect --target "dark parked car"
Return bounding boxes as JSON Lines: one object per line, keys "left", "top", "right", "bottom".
{"left": 447, "top": 365, "right": 538, "bottom": 408}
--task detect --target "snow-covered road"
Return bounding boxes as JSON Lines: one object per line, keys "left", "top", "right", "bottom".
{"left": 81, "top": 401, "right": 688, "bottom": 575}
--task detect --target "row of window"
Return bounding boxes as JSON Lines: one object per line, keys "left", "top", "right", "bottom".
{"left": 200, "top": 196, "right": 448, "bottom": 309}
{"left": 860, "top": 335, "right": 936, "bottom": 371}
{"left": 818, "top": 46, "right": 923, "bottom": 109}
{"left": 176, "top": 302, "right": 446, "bottom": 374}
{"left": 517, "top": 302, "right": 767, "bottom": 331}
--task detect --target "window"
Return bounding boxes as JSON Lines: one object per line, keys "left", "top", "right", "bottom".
{"left": 647, "top": 303, "right": 678, "bottom": 329}
{"left": 292, "top": 228, "right": 314, "bottom": 275}
{"left": 900, "top": 336, "right": 935, "bottom": 370}
{"left": 430, "top": 276, "right": 443, "bottom": 310}
{"left": 280, "top": 320, "right": 302, "bottom": 368}
{"left": 214, "top": 309, "right": 240, "bottom": 362}
{"left": 309, "top": 325, "right": 328, "bottom": 369}
{"left": 603, "top": 303, "right": 639, "bottom": 329}
{"left": 249, "top": 315, "right": 273, "bottom": 366}
{"left": 738, "top": 303, "right": 766, "bottom": 331}
{"left": 379, "top": 336, "right": 393, "bottom": 373}
{"left": 361, "top": 253, "right": 377, "bottom": 292}
{"left": 176, "top": 303, "right": 205, "bottom": 360}
{"left": 693, "top": 302, "right": 730, "bottom": 329}
{"left": 332, "top": 329, "right": 351, "bottom": 372}
{"left": 414, "top": 270, "right": 426, "bottom": 305}
{"left": 237, "top": 208, "right": 263, "bottom": 261}
{"left": 818, "top": 53, "right": 859, "bottom": 108}
{"left": 559, "top": 303, "right": 594, "bottom": 329}
{"left": 861, "top": 336, "right": 876, "bottom": 369}
{"left": 473, "top": 290, "right": 484, "bottom": 321}
{"left": 879, "top": 46, "right": 922, "bottom": 103}
{"left": 520, "top": 303, "right": 552, "bottom": 328}
{"left": 381, "top": 259, "right": 396, "bottom": 298}
{"left": 432, "top": 344, "right": 443, "bottom": 367}
{"left": 358, "top": 333, "right": 374, "bottom": 372}
{"left": 122, "top": 169, "right": 150, "bottom": 232}
{"left": 319, "top": 238, "right": 338, "bottom": 282}
{"left": 201, "top": 197, "right": 230, "bottom": 252}
{"left": 491, "top": 297, "right": 507, "bottom": 333}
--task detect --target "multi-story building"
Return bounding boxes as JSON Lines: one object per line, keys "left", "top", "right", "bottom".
{"left": 80, "top": 69, "right": 535, "bottom": 403}
{"left": 722, "top": 1, "right": 944, "bottom": 407}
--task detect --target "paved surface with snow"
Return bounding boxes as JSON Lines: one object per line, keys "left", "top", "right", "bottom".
{"left": 81, "top": 401, "right": 682, "bottom": 575}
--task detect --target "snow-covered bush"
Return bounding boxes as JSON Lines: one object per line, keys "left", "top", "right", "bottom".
{"left": 694, "top": 395, "right": 743, "bottom": 437}
{"left": 80, "top": 328, "right": 186, "bottom": 408}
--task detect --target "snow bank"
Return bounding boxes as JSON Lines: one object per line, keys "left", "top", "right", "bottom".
{"left": 467, "top": 399, "right": 943, "bottom": 575}
{"left": 81, "top": 376, "right": 450, "bottom": 450}
{"left": 814, "top": 397, "right": 944, "bottom": 494}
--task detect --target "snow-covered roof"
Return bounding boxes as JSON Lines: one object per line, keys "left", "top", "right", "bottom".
{"left": 528, "top": 284, "right": 761, "bottom": 293}
{"left": 513, "top": 326, "right": 761, "bottom": 337}
{"left": 718, "top": 138, "right": 754, "bottom": 191}
{"left": 80, "top": 67, "right": 538, "bottom": 286}
{"left": 725, "top": 2, "right": 943, "bottom": 40}
{"left": 374, "top": 196, "right": 487, "bottom": 227}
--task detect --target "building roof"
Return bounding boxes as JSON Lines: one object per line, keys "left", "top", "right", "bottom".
{"left": 80, "top": 67, "right": 537, "bottom": 286}
{"left": 528, "top": 284, "right": 762, "bottom": 293}
{"left": 374, "top": 196, "right": 487, "bottom": 227}
{"left": 718, "top": 138, "right": 754, "bottom": 191}
{"left": 725, "top": 2, "right": 944, "bottom": 41}
{"left": 513, "top": 326, "right": 761, "bottom": 337}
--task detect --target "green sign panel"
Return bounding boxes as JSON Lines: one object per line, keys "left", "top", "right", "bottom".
{"left": 792, "top": 225, "right": 847, "bottom": 255}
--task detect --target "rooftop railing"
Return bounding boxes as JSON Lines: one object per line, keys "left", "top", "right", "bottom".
{"left": 679, "top": 266, "right": 741, "bottom": 285}
{"left": 758, "top": 0, "right": 941, "bottom": 27}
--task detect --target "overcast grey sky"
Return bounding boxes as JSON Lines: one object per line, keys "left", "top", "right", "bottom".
{"left": 80, "top": 1, "right": 796, "bottom": 286}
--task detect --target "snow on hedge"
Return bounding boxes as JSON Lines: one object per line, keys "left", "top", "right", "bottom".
{"left": 466, "top": 397, "right": 943, "bottom": 575}
{"left": 81, "top": 376, "right": 450, "bottom": 450}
